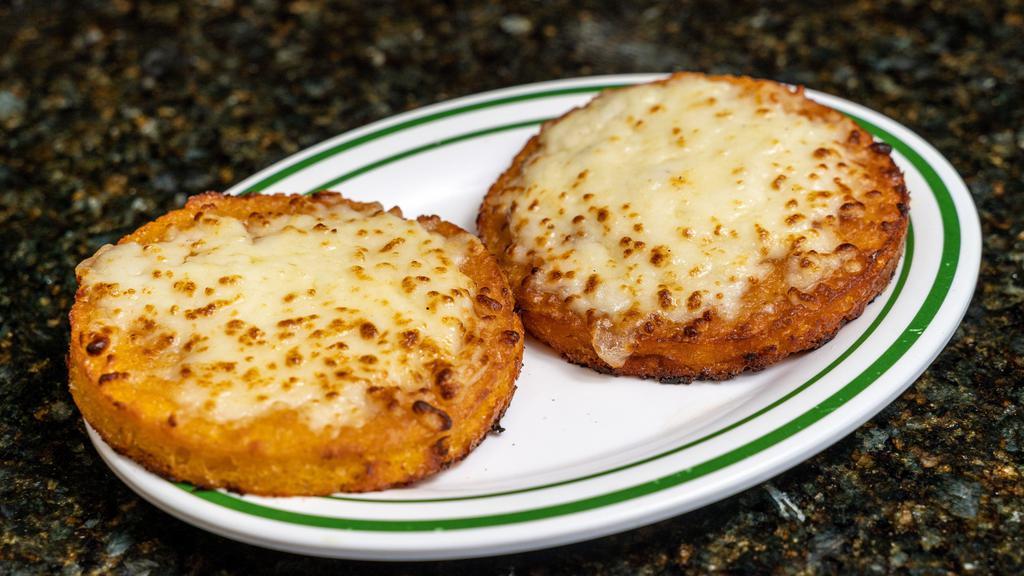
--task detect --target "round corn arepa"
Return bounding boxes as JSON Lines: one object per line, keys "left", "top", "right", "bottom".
{"left": 69, "top": 192, "right": 523, "bottom": 495}
{"left": 477, "top": 72, "right": 909, "bottom": 381}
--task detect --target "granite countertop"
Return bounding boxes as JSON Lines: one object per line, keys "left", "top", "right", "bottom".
{"left": 2, "top": 1, "right": 1021, "bottom": 573}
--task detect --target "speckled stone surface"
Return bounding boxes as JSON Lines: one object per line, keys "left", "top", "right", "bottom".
{"left": 1, "top": 1, "right": 1022, "bottom": 573}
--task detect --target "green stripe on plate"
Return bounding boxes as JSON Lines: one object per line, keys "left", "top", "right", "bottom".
{"left": 238, "top": 85, "right": 629, "bottom": 196}
{"left": 179, "top": 84, "right": 959, "bottom": 530}
{"left": 304, "top": 119, "right": 549, "bottom": 194}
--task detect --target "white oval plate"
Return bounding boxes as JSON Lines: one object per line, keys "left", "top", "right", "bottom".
{"left": 87, "top": 74, "right": 981, "bottom": 560}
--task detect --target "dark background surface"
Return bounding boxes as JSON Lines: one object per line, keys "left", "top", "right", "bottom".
{"left": 2, "top": 1, "right": 1022, "bottom": 573}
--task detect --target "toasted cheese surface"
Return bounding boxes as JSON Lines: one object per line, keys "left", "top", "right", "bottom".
{"left": 501, "top": 75, "right": 869, "bottom": 363}
{"left": 76, "top": 203, "right": 479, "bottom": 431}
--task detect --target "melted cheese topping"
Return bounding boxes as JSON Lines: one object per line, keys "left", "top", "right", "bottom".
{"left": 502, "top": 76, "right": 867, "bottom": 365}
{"left": 77, "top": 204, "right": 479, "bottom": 431}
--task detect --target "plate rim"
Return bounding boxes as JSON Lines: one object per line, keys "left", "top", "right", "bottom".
{"left": 89, "top": 73, "right": 981, "bottom": 560}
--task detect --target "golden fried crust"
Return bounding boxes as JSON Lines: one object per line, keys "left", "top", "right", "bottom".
{"left": 69, "top": 192, "right": 524, "bottom": 495}
{"left": 477, "top": 73, "right": 908, "bottom": 382}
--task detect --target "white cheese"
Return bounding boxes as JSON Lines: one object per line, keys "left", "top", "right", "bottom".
{"left": 77, "top": 203, "right": 479, "bottom": 431}
{"left": 501, "top": 76, "right": 867, "bottom": 365}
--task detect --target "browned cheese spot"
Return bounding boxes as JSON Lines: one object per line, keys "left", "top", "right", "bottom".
{"left": 145, "top": 333, "right": 175, "bottom": 355}
{"left": 184, "top": 302, "right": 221, "bottom": 320}
{"left": 240, "top": 326, "right": 265, "bottom": 345}
{"left": 360, "top": 322, "right": 378, "bottom": 339}
{"left": 183, "top": 332, "right": 204, "bottom": 350}
{"left": 413, "top": 400, "right": 452, "bottom": 431}
{"left": 400, "top": 329, "right": 420, "bottom": 348}
{"left": 98, "top": 372, "right": 129, "bottom": 385}
{"left": 869, "top": 141, "right": 893, "bottom": 155}
{"left": 476, "top": 293, "right": 503, "bottom": 311}
{"left": 277, "top": 314, "right": 319, "bottom": 328}
{"left": 584, "top": 274, "right": 600, "bottom": 294}
{"left": 433, "top": 436, "right": 450, "bottom": 457}
{"left": 788, "top": 287, "right": 816, "bottom": 305}
{"left": 658, "top": 288, "right": 674, "bottom": 310}
{"left": 687, "top": 291, "right": 703, "bottom": 311}
{"left": 86, "top": 334, "right": 109, "bottom": 355}
{"left": 755, "top": 224, "right": 770, "bottom": 244}
{"left": 649, "top": 246, "right": 669, "bottom": 267}
{"left": 173, "top": 280, "right": 196, "bottom": 296}
{"left": 840, "top": 201, "right": 867, "bottom": 220}
{"left": 214, "top": 361, "right": 237, "bottom": 372}
{"left": 435, "top": 366, "right": 456, "bottom": 399}
{"left": 133, "top": 316, "right": 156, "bottom": 332}
{"left": 380, "top": 237, "right": 406, "bottom": 252}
